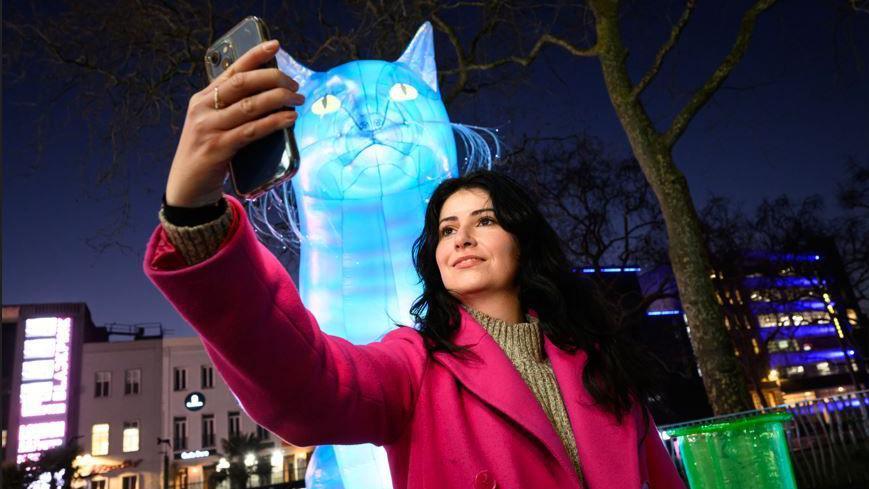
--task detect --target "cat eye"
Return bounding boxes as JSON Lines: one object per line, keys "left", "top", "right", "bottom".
{"left": 310, "top": 94, "right": 342, "bottom": 115}
{"left": 389, "top": 83, "right": 419, "bottom": 102}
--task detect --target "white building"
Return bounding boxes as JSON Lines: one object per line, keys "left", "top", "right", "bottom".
{"left": 159, "top": 338, "right": 310, "bottom": 489}
{"left": 77, "top": 336, "right": 312, "bottom": 489}
{"left": 3, "top": 304, "right": 313, "bottom": 489}
{"left": 77, "top": 338, "right": 163, "bottom": 489}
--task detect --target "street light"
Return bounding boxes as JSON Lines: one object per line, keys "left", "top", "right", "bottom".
{"left": 270, "top": 449, "right": 283, "bottom": 485}
{"left": 157, "top": 438, "right": 172, "bottom": 489}
{"left": 244, "top": 453, "right": 256, "bottom": 468}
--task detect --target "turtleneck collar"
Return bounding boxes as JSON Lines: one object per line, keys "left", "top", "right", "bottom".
{"left": 462, "top": 305, "right": 544, "bottom": 362}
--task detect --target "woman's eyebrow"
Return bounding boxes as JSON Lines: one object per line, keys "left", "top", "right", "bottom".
{"left": 438, "top": 208, "right": 496, "bottom": 224}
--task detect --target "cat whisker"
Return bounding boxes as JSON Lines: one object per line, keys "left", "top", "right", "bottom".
{"left": 404, "top": 119, "right": 502, "bottom": 172}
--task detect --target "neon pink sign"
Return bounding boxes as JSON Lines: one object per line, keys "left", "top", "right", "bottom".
{"left": 16, "top": 317, "right": 71, "bottom": 464}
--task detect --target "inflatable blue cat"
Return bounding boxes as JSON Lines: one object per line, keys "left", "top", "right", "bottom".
{"left": 248, "top": 22, "right": 498, "bottom": 489}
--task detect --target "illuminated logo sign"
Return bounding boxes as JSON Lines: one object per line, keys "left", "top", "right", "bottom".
{"left": 184, "top": 392, "right": 205, "bottom": 411}
{"left": 16, "top": 317, "right": 72, "bottom": 464}
{"left": 178, "top": 450, "right": 212, "bottom": 460}
{"left": 79, "top": 459, "right": 143, "bottom": 477}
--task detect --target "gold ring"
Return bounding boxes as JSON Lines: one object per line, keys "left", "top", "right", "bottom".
{"left": 213, "top": 86, "right": 224, "bottom": 110}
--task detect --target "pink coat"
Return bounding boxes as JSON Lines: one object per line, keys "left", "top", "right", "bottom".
{"left": 144, "top": 195, "right": 686, "bottom": 489}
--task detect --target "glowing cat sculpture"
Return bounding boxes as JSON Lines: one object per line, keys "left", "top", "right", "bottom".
{"left": 250, "top": 22, "right": 498, "bottom": 489}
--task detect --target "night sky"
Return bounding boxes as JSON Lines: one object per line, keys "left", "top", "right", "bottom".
{"left": 3, "top": 1, "right": 868, "bottom": 338}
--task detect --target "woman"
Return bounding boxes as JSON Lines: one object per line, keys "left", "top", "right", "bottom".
{"left": 146, "top": 40, "right": 685, "bottom": 488}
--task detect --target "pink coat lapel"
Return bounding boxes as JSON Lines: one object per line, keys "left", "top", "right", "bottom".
{"left": 433, "top": 307, "right": 644, "bottom": 488}
{"left": 545, "top": 337, "right": 643, "bottom": 488}
{"left": 433, "top": 308, "right": 581, "bottom": 485}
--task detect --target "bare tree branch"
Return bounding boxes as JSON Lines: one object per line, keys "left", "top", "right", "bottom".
{"left": 632, "top": 0, "right": 696, "bottom": 99}
{"left": 441, "top": 32, "right": 598, "bottom": 73}
{"left": 431, "top": 5, "right": 597, "bottom": 103}
{"left": 663, "top": 0, "right": 778, "bottom": 148}
{"left": 850, "top": 0, "right": 869, "bottom": 14}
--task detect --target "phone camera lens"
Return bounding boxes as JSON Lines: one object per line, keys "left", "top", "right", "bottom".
{"left": 207, "top": 51, "right": 220, "bottom": 65}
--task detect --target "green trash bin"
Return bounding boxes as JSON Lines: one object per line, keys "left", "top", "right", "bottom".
{"left": 665, "top": 412, "right": 798, "bottom": 489}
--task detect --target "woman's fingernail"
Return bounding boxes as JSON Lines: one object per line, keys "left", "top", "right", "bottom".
{"left": 262, "top": 40, "right": 279, "bottom": 52}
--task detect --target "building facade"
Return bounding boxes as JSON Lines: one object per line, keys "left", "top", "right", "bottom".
{"left": 3, "top": 303, "right": 313, "bottom": 489}
{"left": 160, "top": 338, "right": 311, "bottom": 489}
{"left": 640, "top": 243, "right": 868, "bottom": 411}
{"left": 77, "top": 338, "right": 163, "bottom": 489}
{"left": 2, "top": 304, "right": 106, "bottom": 467}
{"left": 713, "top": 248, "right": 868, "bottom": 407}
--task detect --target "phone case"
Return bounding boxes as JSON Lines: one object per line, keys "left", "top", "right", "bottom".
{"left": 204, "top": 16, "right": 300, "bottom": 200}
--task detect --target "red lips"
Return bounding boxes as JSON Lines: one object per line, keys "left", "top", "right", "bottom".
{"left": 452, "top": 255, "right": 485, "bottom": 267}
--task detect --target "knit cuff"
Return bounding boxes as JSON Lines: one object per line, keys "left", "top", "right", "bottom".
{"left": 161, "top": 193, "right": 227, "bottom": 226}
{"left": 158, "top": 198, "right": 234, "bottom": 265}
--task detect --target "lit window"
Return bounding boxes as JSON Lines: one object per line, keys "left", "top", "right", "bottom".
{"left": 294, "top": 453, "right": 308, "bottom": 480}
{"left": 758, "top": 314, "right": 787, "bottom": 328}
{"left": 786, "top": 365, "right": 805, "bottom": 375}
{"left": 125, "top": 369, "right": 141, "bottom": 395}
{"left": 176, "top": 468, "right": 189, "bottom": 489}
{"left": 92, "top": 424, "right": 109, "bottom": 455}
{"left": 123, "top": 421, "right": 139, "bottom": 452}
{"left": 777, "top": 340, "right": 790, "bottom": 351}
{"left": 817, "top": 362, "right": 831, "bottom": 375}
{"left": 270, "top": 449, "right": 283, "bottom": 468}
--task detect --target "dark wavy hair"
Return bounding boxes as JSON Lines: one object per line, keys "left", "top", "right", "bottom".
{"left": 410, "top": 170, "right": 654, "bottom": 426}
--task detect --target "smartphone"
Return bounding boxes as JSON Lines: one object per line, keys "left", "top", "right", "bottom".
{"left": 204, "top": 16, "right": 300, "bottom": 200}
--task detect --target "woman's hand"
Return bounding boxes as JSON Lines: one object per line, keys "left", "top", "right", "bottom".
{"left": 165, "top": 40, "right": 304, "bottom": 207}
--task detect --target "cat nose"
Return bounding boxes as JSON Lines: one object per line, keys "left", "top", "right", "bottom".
{"left": 359, "top": 116, "right": 384, "bottom": 131}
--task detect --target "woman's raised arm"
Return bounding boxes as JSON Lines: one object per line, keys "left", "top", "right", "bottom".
{"left": 144, "top": 195, "right": 427, "bottom": 447}
{"left": 147, "top": 39, "right": 427, "bottom": 447}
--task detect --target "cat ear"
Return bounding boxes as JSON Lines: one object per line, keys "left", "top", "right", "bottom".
{"left": 276, "top": 49, "right": 316, "bottom": 90}
{"left": 396, "top": 22, "right": 438, "bottom": 93}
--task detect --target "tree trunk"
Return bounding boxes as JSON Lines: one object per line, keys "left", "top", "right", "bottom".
{"left": 649, "top": 155, "right": 755, "bottom": 414}
{"left": 590, "top": 0, "right": 754, "bottom": 415}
